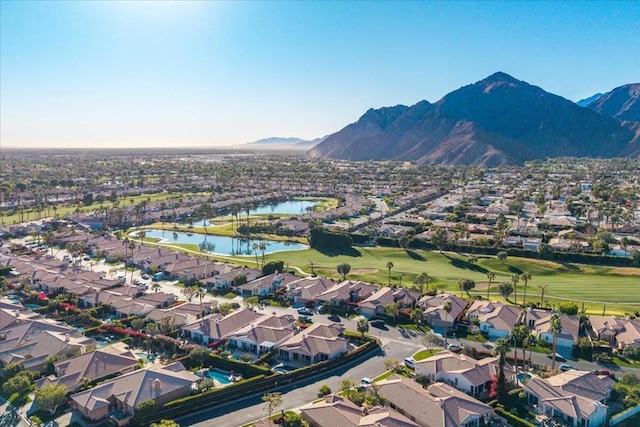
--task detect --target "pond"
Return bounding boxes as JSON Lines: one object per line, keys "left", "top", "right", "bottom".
{"left": 193, "top": 200, "right": 319, "bottom": 226}
{"left": 141, "top": 229, "right": 308, "bottom": 256}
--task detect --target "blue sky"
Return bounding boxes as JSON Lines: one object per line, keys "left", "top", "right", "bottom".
{"left": 1, "top": 1, "right": 638, "bottom": 148}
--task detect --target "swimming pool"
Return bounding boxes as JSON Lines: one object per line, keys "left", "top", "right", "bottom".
{"left": 517, "top": 373, "right": 532, "bottom": 384}
{"left": 204, "top": 369, "right": 233, "bottom": 385}
{"left": 24, "top": 304, "right": 41, "bottom": 311}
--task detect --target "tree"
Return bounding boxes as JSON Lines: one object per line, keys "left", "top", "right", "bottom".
{"left": 443, "top": 300, "right": 452, "bottom": 345}
{"left": 188, "top": 346, "right": 211, "bottom": 366}
{"left": 385, "top": 359, "right": 402, "bottom": 372}
{"left": 458, "top": 278, "right": 475, "bottom": 297}
{"left": 385, "top": 303, "right": 399, "bottom": 323}
{"left": 233, "top": 274, "right": 248, "bottom": 286}
{"left": 413, "top": 272, "right": 431, "bottom": 295}
{"left": 181, "top": 286, "right": 197, "bottom": 302}
{"left": 510, "top": 274, "right": 520, "bottom": 305}
{"left": 498, "top": 282, "right": 513, "bottom": 302}
{"left": 492, "top": 337, "right": 511, "bottom": 401}
{"left": 252, "top": 243, "right": 260, "bottom": 269}
{"left": 386, "top": 261, "right": 394, "bottom": 286}
{"left": 510, "top": 324, "right": 528, "bottom": 365}
{"left": 356, "top": 317, "right": 369, "bottom": 338}
{"left": 262, "top": 261, "right": 284, "bottom": 275}
{"left": 131, "top": 318, "right": 146, "bottom": 331}
{"left": 336, "top": 263, "right": 351, "bottom": 281}
{"left": 244, "top": 296, "right": 259, "bottom": 311}
{"left": 339, "top": 378, "right": 356, "bottom": 400}
{"left": 558, "top": 301, "right": 579, "bottom": 315}
{"left": 486, "top": 272, "right": 495, "bottom": 300}
{"left": 196, "top": 287, "right": 207, "bottom": 316}
{"left": 317, "top": 384, "right": 332, "bottom": 398}
{"left": 150, "top": 420, "right": 181, "bottom": 427}
{"left": 259, "top": 242, "right": 267, "bottom": 268}
{"left": 422, "top": 331, "right": 442, "bottom": 351}
{"left": 197, "top": 378, "right": 216, "bottom": 393}
{"left": 410, "top": 307, "right": 424, "bottom": 327}
{"left": 151, "top": 282, "right": 161, "bottom": 293}
{"left": 262, "top": 392, "right": 283, "bottom": 420}
{"left": 550, "top": 313, "right": 563, "bottom": 370}
{"left": 34, "top": 384, "right": 67, "bottom": 415}
{"left": 135, "top": 399, "right": 157, "bottom": 418}
{"left": 431, "top": 228, "right": 449, "bottom": 253}
{"left": 539, "top": 284, "right": 549, "bottom": 307}
{"left": 497, "top": 251, "right": 507, "bottom": 264}
{"left": 519, "top": 271, "right": 532, "bottom": 305}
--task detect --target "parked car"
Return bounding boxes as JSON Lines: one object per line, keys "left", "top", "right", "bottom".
{"left": 447, "top": 343, "right": 463, "bottom": 353}
{"left": 370, "top": 319, "right": 386, "bottom": 328}
{"left": 141, "top": 274, "right": 150, "bottom": 280}
{"left": 297, "top": 307, "right": 312, "bottom": 315}
{"left": 559, "top": 364, "right": 575, "bottom": 372}
{"left": 548, "top": 353, "right": 566, "bottom": 362}
{"left": 592, "top": 369, "right": 615, "bottom": 379}
{"left": 316, "top": 304, "right": 327, "bottom": 314}
{"left": 361, "top": 377, "right": 373, "bottom": 386}
{"left": 404, "top": 357, "right": 416, "bottom": 369}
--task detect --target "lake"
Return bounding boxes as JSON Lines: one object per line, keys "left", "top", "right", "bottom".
{"left": 141, "top": 229, "right": 308, "bottom": 256}
{"left": 194, "top": 200, "right": 318, "bottom": 227}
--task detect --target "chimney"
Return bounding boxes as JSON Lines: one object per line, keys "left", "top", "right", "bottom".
{"left": 65, "top": 333, "right": 70, "bottom": 343}
{"left": 154, "top": 378, "right": 161, "bottom": 392}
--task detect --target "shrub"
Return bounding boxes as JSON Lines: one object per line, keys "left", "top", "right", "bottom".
{"left": 317, "top": 384, "right": 331, "bottom": 398}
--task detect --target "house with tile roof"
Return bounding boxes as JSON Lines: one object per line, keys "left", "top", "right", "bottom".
{"left": 589, "top": 316, "right": 640, "bottom": 349}
{"left": 35, "top": 342, "right": 139, "bottom": 393}
{"left": 523, "top": 370, "right": 614, "bottom": 427}
{"left": 375, "top": 376, "right": 493, "bottom": 427}
{"left": 415, "top": 351, "right": 516, "bottom": 398}
{"left": 181, "top": 308, "right": 264, "bottom": 346}
{"left": 300, "top": 394, "right": 419, "bottom": 427}
{"left": 0, "top": 306, "right": 97, "bottom": 372}
{"left": 359, "top": 287, "right": 420, "bottom": 318}
{"left": 277, "top": 323, "right": 349, "bottom": 364}
{"left": 466, "top": 301, "right": 523, "bottom": 339}
{"left": 417, "top": 293, "right": 468, "bottom": 331}
{"left": 525, "top": 308, "right": 580, "bottom": 349}
{"left": 285, "top": 276, "right": 336, "bottom": 305}
{"left": 70, "top": 362, "right": 199, "bottom": 424}
{"left": 315, "top": 280, "right": 378, "bottom": 309}
{"left": 227, "top": 314, "right": 296, "bottom": 354}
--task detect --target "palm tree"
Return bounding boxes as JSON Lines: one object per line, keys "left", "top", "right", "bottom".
{"left": 458, "top": 278, "right": 475, "bottom": 297}
{"left": 259, "top": 242, "right": 266, "bottom": 268}
{"left": 550, "top": 313, "right": 563, "bottom": 370}
{"left": 524, "top": 333, "right": 537, "bottom": 375}
{"left": 519, "top": 272, "right": 532, "bottom": 305}
{"left": 443, "top": 300, "right": 452, "bottom": 345}
{"left": 492, "top": 337, "right": 511, "bottom": 401}
{"left": 498, "top": 282, "right": 514, "bottom": 302}
{"left": 252, "top": 243, "right": 259, "bottom": 269}
{"left": 511, "top": 274, "right": 520, "bottom": 305}
{"left": 386, "top": 261, "right": 394, "bottom": 286}
{"left": 128, "top": 241, "right": 136, "bottom": 285}
{"left": 413, "top": 272, "right": 431, "bottom": 296}
{"left": 510, "top": 324, "right": 528, "bottom": 366}
{"left": 385, "top": 303, "right": 399, "bottom": 323}
{"left": 486, "top": 272, "right": 495, "bottom": 300}
{"left": 539, "top": 284, "right": 549, "bottom": 307}
{"left": 196, "top": 287, "right": 207, "bottom": 317}
{"left": 151, "top": 282, "right": 161, "bottom": 293}
{"left": 410, "top": 307, "right": 424, "bottom": 327}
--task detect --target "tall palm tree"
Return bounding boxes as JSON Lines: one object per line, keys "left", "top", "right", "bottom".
{"left": 524, "top": 333, "right": 537, "bottom": 376}
{"left": 128, "top": 241, "right": 136, "bottom": 285}
{"left": 493, "top": 338, "right": 511, "bottom": 401}
{"left": 486, "top": 272, "right": 495, "bottom": 300}
{"left": 252, "top": 243, "right": 260, "bottom": 269}
{"left": 443, "top": 300, "right": 452, "bottom": 345}
{"left": 196, "top": 287, "right": 207, "bottom": 317}
{"left": 510, "top": 324, "right": 528, "bottom": 366}
{"left": 258, "top": 242, "right": 266, "bottom": 269}
{"left": 520, "top": 272, "right": 532, "bottom": 305}
{"left": 511, "top": 274, "right": 520, "bottom": 305}
{"left": 550, "top": 313, "right": 563, "bottom": 370}
{"left": 386, "top": 261, "right": 394, "bottom": 286}
{"left": 413, "top": 272, "right": 431, "bottom": 296}
{"left": 539, "top": 284, "right": 549, "bottom": 307}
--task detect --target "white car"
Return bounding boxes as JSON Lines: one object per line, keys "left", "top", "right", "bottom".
{"left": 361, "top": 377, "right": 373, "bottom": 386}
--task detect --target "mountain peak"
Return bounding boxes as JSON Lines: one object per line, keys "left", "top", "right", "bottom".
{"left": 483, "top": 71, "right": 520, "bottom": 83}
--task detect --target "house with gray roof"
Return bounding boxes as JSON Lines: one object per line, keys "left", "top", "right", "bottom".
{"left": 523, "top": 370, "right": 614, "bottom": 427}
{"left": 277, "top": 323, "right": 349, "bottom": 364}
{"left": 70, "top": 362, "right": 199, "bottom": 425}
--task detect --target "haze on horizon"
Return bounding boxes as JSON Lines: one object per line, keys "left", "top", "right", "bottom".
{"left": 1, "top": 1, "right": 638, "bottom": 149}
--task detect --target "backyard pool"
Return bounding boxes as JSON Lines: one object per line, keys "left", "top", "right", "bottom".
{"left": 93, "top": 334, "right": 117, "bottom": 347}
{"left": 517, "top": 373, "right": 532, "bottom": 384}
{"left": 24, "top": 304, "right": 41, "bottom": 311}
{"left": 204, "top": 369, "right": 235, "bottom": 385}
{"left": 135, "top": 352, "right": 156, "bottom": 363}
{"left": 271, "top": 364, "right": 297, "bottom": 374}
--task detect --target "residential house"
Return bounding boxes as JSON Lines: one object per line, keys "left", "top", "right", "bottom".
{"left": 359, "top": 287, "right": 420, "bottom": 318}
{"left": 300, "top": 394, "right": 419, "bottom": 427}
{"left": 466, "top": 301, "right": 523, "bottom": 339}
{"left": 212, "top": 267, "right": 262, "bottom": 290}
{"left": 375, "top": 376, "right": 493, "bottom": 427}
{"left": 35, "top": 343, "right": 139, "bottom": 393}
{"left": 0, "top": 307, "right": 97, "bottom": 372}
{"left": 590, "top": 316, "right": 640, "bottom": 349}
{"left": 417, "top": 293, "right": 468, "bottom": 332}
{"left": 524, "top": 370, "right": 614, "bottom": 427}
{"left": 315, "top": 280, "right": 378, "bottom": 310}
{"left": 525, "top": 308, "right": 580, "bottom": 349}
{"left": 277, "top": 323, "right": 349, "bottom": 364}
{"left": 181, "top": 308, "right": 263, "bottom": 346}
{"left": 227, "top": 314, "right": 296, "bottom": 354}
{"left": 70, "top": 362, "right": 199, "bottom": 425}
{"left": 285, "top": 277, "right": 335, "bottom": 305}
{"left": 235, "top": 272, "right": 299, "bottom": 297}
{"left": 414, "top": 351, "right": 516, "bottom": 398}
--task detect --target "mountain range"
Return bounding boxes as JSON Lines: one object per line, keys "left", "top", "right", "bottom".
{"left": 307, "top": 73, "right": 640, "bottom": 165}
{"left": 248, "top": 136, "right": 327, "bottom": 149}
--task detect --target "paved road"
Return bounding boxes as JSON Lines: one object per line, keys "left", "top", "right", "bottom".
{"left": 178, "top": 337, "right": 421, "bottom": 427}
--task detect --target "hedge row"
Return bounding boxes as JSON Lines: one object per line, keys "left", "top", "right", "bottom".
{"left": 135, "top": 339, "right": 379, "bottom": 425}
{"left": 494, "top": 407, "right": 537, "bottom": 427}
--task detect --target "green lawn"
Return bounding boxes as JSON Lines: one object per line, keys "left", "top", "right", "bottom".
{"left": 413, "top": 349, "right": 441, "bottom": 361}
{"left": 131, "top": 231, "right": 640, "bottom": 316}
{"left": 257, "top": 247, "right": 640, "bottom": 316}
